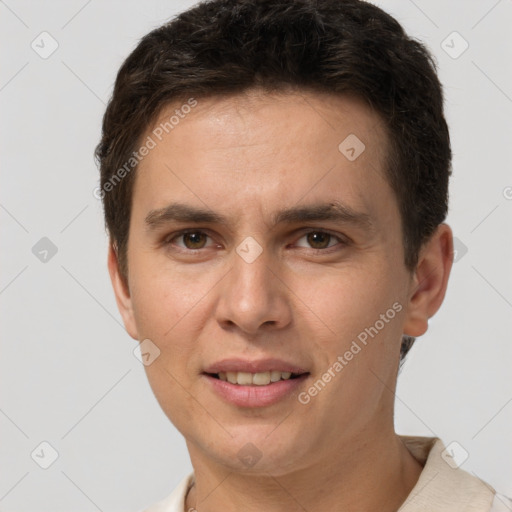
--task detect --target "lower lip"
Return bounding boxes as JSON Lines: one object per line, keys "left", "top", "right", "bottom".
{"left": 203, "top": 373, "right": 310, "bottom": 407}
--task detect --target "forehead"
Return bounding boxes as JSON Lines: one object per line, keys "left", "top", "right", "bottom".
{"left": 132, "top": 89, "right": 395, "bottom": 231}
{"left": 147, "top": 89, "right": 387, "bottom": 159}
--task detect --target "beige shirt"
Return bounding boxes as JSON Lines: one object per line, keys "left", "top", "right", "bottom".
{"left": 142, "top": 436, "right": 511, "bottom": 512}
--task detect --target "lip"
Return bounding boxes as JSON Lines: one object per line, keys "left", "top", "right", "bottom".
{"left": 203, "top": 373, "right": 310, "bottom": 407}
{"left": 203, "top": 357, "right": 309, "bottom": 374}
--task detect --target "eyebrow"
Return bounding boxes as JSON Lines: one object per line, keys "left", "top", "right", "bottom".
{"left": 144, "top": 201, "right": 375, "bottom": 233}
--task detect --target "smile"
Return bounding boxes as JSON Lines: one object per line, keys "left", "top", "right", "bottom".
{"left": 209, "top": 371, "right": 304, "bottom": 386}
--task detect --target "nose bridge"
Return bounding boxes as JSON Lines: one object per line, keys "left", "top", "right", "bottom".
{"left": 215, "top": 238, "right": 291, "bottom": 333}
{"left": 230, "top": 240, "right": 276, "bottom": 312}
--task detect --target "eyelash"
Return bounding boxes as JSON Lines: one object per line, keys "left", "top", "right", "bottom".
{"left": 163, "top": 229, "right": 349, "bottom": 254}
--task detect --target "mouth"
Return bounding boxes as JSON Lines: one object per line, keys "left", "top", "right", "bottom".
{"left": 202, "top": 358, "right": 311, "bottom": 406}
{"left": 203, "top": 370, "right": 311, "bottom": 407}
{"left": 204, "top": 370, "right": 308, "bottom": 386}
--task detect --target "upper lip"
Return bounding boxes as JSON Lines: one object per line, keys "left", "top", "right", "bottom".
{"left": 203, "top": 358, "right": 309, "bottom": 374}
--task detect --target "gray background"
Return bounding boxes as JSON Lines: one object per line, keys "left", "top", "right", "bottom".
{"left": 1, "top": 0, "right": 511, "bottom": 510}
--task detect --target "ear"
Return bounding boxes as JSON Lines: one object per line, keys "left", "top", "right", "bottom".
{"left": 403, "top": 223, "right": 454, "bottom": 337}
{"left": 107, "top": 243, "right": 139, "bottom": 340}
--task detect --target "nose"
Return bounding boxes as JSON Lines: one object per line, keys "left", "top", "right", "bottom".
{"left": 215, "top": 245, "right": 292, "bottom": 336}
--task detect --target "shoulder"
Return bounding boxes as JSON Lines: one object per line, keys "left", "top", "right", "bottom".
{"left": 139, "top": 472, "right": 195, "bottom": 512}
{"left": 399, "top": 435, "right": 511, "bottom": 511}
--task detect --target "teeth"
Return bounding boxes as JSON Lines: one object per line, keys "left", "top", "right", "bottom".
{"left": 270, "top": 370, "right": 282, "bottom": 382}
{"left": 236, "top": 372, "right": 253, "bottom": 385}
{"left": 217, "top": 371, "right": 296, "bottom": 385}
{"left": 252, "top": 372, "right": 270, "bottom": 385}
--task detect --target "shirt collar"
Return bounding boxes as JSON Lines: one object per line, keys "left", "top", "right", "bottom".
{"left": 398, "top": 435, "right": 495, "bottom": 511}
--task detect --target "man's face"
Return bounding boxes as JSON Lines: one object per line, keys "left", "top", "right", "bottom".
{"left": 114, "top": 90, "right": 419, "bottom": 474}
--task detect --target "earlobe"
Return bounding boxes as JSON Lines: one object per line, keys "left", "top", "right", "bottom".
{"left": 402, "top": 223, "right": 454, "bottom": 337}
{"left": 107, "top": 243, "right": 139, "bottom": 340}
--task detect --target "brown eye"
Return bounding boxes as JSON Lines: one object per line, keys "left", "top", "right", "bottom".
{"left": 181, "top": 232, "right": 208, "bottom": 249}
{"left": 168, "top": 231, "right": 211, "bottom": 250}
{"left": 293, "top": 230, "right": 348, "bottom": 252}
{"left": 306, "top": 232, "right": 332, "bottom": 249}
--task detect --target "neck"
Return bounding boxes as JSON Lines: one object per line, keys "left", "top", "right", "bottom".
{"left": 185, "top": 431, "right": 423, "bottom": 512}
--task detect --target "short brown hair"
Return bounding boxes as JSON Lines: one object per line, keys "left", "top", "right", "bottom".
{"left": 95, "top": 0, "right": 451, "bottom": 363}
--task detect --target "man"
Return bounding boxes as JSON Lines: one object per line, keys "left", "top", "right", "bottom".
{"left": 95, "top": 0, "right": 510, "bottom": 510}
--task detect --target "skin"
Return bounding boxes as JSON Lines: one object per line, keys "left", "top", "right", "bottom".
{"left": 108, "top": 89, "right": 453, "bottom": 512}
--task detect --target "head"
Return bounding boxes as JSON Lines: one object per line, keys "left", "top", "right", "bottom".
{"left": 96, "top": 0, "right": 453, "bottom": 473}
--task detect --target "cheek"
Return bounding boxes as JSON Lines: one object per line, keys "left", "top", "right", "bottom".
{"left": 128, "top": 264, "right": 222, "bottom": 385}
{"left": 293, "top": 263, "right": 399, "bottom": 339}
{"left": 291, "top": 261, "right": 406, "bottom": 398}
{"left": 129, "top": 256, "right": 206, "bottom": 337}
{"left": 128, "top": 268, "right": 211, "bottom": 429}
